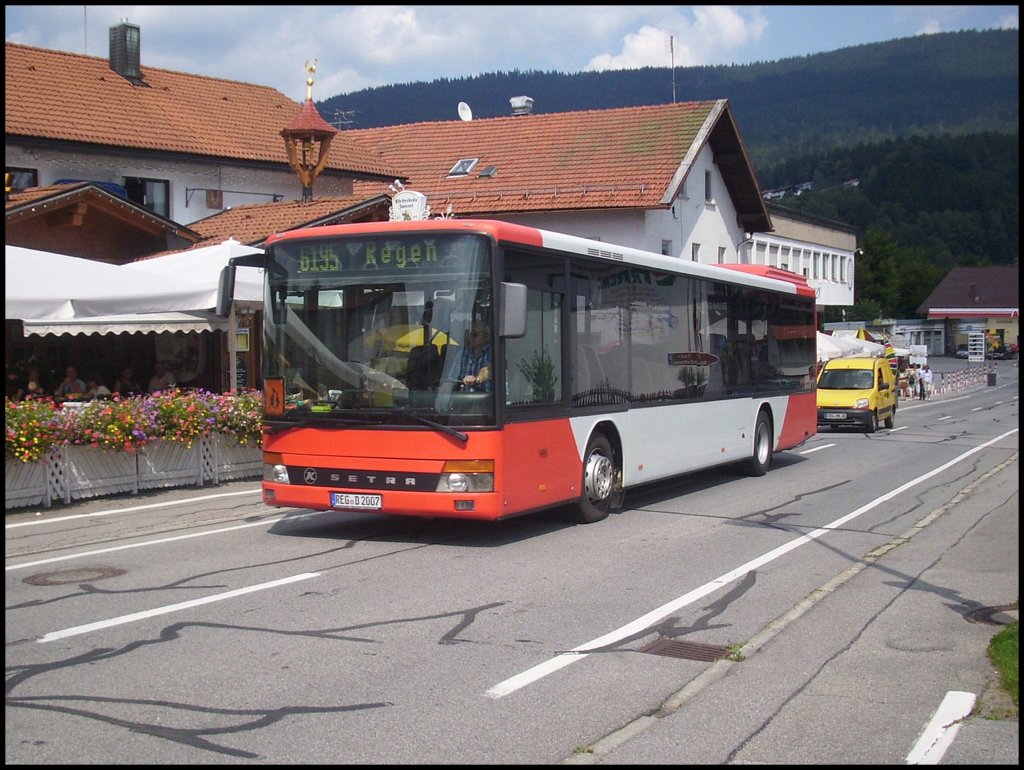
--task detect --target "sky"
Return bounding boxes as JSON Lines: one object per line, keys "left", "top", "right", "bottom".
{"left": 5, "top": 5, "right": 1019, "bottom": 103}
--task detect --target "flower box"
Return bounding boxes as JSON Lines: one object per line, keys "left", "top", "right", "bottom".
{"left": 5, "top": 453, "right": 51, "bottom": 508}
{"left": 207, "top": 434, "right": 262, "bottom": 484}
{"left": 137, "top": 438, "right": 205, "bottom": 490}
{"left": 56, "top": 444, "right": 139, "bottom": 503}
{"left": 5, "top": 390, "right": 263, "bottom": 510}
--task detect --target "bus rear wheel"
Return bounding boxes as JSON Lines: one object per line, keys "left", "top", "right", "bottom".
{"left": 743, "top": 411, "right": 773, "bottom": 477}
{"left": 573, "top": 433, "right": 614, "bottom": 524}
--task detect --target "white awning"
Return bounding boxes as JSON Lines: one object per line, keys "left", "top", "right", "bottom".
{"left": 22, "top": 311, "right": 229, "bottom": 337}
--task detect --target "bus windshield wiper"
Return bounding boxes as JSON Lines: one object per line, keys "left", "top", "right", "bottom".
{"left": 395, "top": 410, "right": 468, "bottom": 442}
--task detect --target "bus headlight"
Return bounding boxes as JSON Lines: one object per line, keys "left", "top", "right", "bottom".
{"left": 436, "top": 460, "right": 494, "bottom": 492}
{"left": 266, "top": 464, "right": 290, "bottom": 483}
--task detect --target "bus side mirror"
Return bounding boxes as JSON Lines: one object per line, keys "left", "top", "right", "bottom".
{"left": 216, "top": 265, "right": 236, "bottom": 318}
{"left": 499, "top": 282, "right": 527, "bottom": 338}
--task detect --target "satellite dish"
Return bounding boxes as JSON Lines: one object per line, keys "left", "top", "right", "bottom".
{"left": 457, "top": 101, "right": 473, "bottom": 121}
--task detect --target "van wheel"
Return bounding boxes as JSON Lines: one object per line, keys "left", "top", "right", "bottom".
{"left": 571, "top": 433, "right": 614, "bottom": 524}
{"left": 743, "top": 411, "right": 773, "bottom": 477}
{"left": 884, "top": 408, "right": 895, "bottom": 429}
{"left": 866, "top": 411, "right": 878, "bottom": 433}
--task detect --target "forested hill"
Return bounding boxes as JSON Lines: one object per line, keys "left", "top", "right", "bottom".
{"left": 318, "top": 29, "right": 1018, "bottom": 320}
{"left": 318, "top": 29, "right": 1018, "bottom": 169}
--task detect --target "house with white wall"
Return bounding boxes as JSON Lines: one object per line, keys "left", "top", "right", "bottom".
{"left": 346, "top": 98, "right": 856, "bottom": 311}
{"left": 5, "top": 25, "right": 401, "bottom": 229}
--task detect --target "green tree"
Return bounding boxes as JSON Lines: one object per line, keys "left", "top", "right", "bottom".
{"left": 855, "top": 230, "right": 901, "bottom": 316}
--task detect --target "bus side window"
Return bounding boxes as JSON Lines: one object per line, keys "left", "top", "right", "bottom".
{"left": 505, "top": 287, "right": 563, "bottom": 405}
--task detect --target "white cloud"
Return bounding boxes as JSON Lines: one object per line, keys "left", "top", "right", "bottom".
{"left": 4, "top": 4, "right": 1013, "bottom": 101}
{"left": 584, "top": 6, "right": 768, "bottom": 71}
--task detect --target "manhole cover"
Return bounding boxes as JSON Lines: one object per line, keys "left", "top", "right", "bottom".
{"left": 24, "top": 566, "right": 126, "bottom": 586}
{"left": 641, "top": 637, "right": 732, "bottom": 662}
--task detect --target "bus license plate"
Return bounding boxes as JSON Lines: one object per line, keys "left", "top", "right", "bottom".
{"left": 330, "top": 492, "right": 382, "bottom": 510}
{"left": 825, "top": 412, "right": 846, "bottom": 420}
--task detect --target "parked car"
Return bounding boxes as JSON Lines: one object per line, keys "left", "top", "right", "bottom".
{"left": 955, "top": 344, "right": 970, "bottom": 359}
{"left": 817, "top": 356, "right": 898, "bottom": 433}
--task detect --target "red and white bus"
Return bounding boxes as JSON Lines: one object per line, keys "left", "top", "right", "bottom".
{"left": 232, "top": 219, "right": 817, "bottom": 524}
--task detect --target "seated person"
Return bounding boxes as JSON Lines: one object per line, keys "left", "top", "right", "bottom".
{"left": 85, "top": 374, "right": 112, "bottom": 400}
{"left": 456, "top": 321, "right": 493, "bottom": 392}
{"left": 113, "top": 366, "right": 143, "bottom": 396}
{"left": 54, "top": 365, "right": 87, "bottom": 400}
{"left": 148, "top": 361, "right": 177, "bottom": 393}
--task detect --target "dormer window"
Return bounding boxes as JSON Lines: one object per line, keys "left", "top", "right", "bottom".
{"left": 448, "top": 158, "right": 479, "bottom": 178}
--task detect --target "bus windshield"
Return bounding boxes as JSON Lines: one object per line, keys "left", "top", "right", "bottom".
{"left": 263, "top": 233, "right": 495, "bottom": 428}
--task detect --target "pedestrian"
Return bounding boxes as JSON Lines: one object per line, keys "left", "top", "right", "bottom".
{"left": 907, "top": 365, "right": 917, "bottom": 400}
{"left": 920, "top": 364, "right": 933, "bottom": 400}
{"left": 898, "top": 364, "right": 910, "bottom": 399}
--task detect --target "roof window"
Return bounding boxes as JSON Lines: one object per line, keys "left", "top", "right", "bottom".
{"left": 447, "top": 158, "right": 479, "bottom": 178}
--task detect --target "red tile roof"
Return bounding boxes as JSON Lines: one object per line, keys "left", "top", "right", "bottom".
{"left": 4, "top": 42, "right": 400, "bottom": 180}
{"left": 181, "top": 195, "right": 392, "bottom": 248}
{"left": 345, "top": 100, "right": 770, "bottom": 229}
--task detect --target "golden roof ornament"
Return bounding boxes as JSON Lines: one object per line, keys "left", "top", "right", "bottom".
{"left": 305, "top": 59, "right": 317, "bottom": 101}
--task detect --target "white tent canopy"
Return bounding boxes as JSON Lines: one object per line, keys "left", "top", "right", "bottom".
{"left": 123, "top": 238, "right": 264, "bottom": 303}
{"left": 817, "top": 331, "right": 887, "bottom": 362}
{"left": 22, "top": 311, "right": 229, "bottom": 337}
{"left": 5, "top": 245, "right": 219, "bottom": 320}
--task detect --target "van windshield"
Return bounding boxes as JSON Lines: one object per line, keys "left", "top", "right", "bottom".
{"left": 818, "top": 369, "right": 874, "bottom": 390}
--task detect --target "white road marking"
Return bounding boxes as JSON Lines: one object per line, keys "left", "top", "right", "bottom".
{"left": 484, "top": 428, "right": 1018, "bottom": 698}
{"left": 905, "top": 690, "right": 976, "bottom": 764}
{"left": 6, "top": 510, "right": 325, "bottom": 572}
{"left": 800, "top": 444, "right": 834, "bottom": 454}
{"left": 6, "top": 488, "right": 261, "bottom": 529}
{"left": 38, "top": 573, "right": 320, "bottom": 643}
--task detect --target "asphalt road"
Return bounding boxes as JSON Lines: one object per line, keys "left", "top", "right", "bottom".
{"left": 5, "top": 356, "right": 1018, "bottom": 764}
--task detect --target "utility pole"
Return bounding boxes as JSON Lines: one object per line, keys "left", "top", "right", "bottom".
{"left": 670, "top": 35, "right": 676, "bottom": 103}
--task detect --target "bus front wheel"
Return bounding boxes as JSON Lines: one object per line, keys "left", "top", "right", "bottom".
{"left": 573, "top": 433, "right": 614, "bottom": 524}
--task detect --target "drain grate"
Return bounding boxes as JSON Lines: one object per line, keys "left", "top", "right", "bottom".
{"left": 24, "top": 566, "right": 126, "bottom": 586}
{"left": 641, "top": 637, "right": 732, "bottom": 662}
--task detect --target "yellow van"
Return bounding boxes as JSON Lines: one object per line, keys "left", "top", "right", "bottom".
{"left": 816, "top": 356, "right": 897, "bottom": 432}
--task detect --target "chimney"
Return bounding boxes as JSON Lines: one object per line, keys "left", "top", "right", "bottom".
{"left": 109, "top": 21, "right": 147, "bottom": 86}
{"left": 510, "top": 96, "right": 534, "bottom": 116}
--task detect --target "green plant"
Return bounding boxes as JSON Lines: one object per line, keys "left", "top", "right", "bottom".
{"left": 677, "top": 366, "right": 707, "bottom": 397}
{"left": 517, "top": 351, "right": 558, "bottom": 402}
{"left": 4, "top": 397, "right": 67, "bottom": 463}
{"left": 989, "top": 621, "right": 1019, "bottom": 706}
